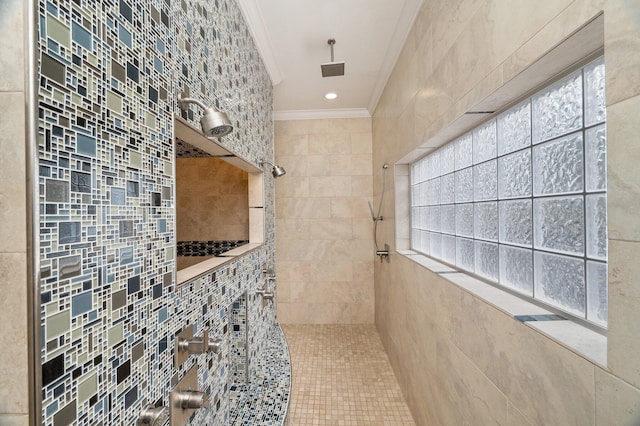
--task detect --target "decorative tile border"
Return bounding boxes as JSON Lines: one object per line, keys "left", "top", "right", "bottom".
{"left": 177, "top": 240, "right": 250, "bottom": 257}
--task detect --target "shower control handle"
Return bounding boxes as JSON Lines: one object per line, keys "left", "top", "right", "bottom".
{"left": 174, "top": 390, "right": 209, "bottom": 410}
{"left": 178, "top": 329, "right": 221, "bottom": 355}
{"left": 137, "top": 404, "right": 169, "bottom": 426}
{"left": 256, "top": 285, "right": 274, "bottom": 300}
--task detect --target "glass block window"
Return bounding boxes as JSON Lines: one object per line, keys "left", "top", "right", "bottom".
{"left": 410, "top": 57, "right": 607, "bottom": 327}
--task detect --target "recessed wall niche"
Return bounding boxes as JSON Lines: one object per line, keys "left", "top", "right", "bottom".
{"left": 175, "top": 118, "right": 265, "bottom": 284}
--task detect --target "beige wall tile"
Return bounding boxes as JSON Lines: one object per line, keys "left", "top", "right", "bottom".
{"left": 350, "top": 175, "right": 373, "bottom": 197}
{"left": 308, "top": 176, "right": 352, "bottom": 197}
{"left": 595, "top": 367, "right": 640, "bottom": 425}
{"left": 0, "top": 415, "right": 29, "bottom": 426}
{"left": 276, "top": 118, "right": 374, "bottom": 324}
{"left": 351, "top": 218, "right": 372, "bottom": 240}
{"left": 306, "top": 155, "right": 332, "bottom": 176}
{"left": 277, "top": 302, "right": 350, "bottom": 324}
{"left": 0, "top": 93, "right": 27, "bottom": 254}
{"left": 330, "top": 197, "right": 372, "bottom": 219}
{"left": 275, "top": 176, "right": 309, "bottom": 198}
{"left": 507, "top": 401, "right": 533, "bottom": 426}
{"left": 607, "top": 95, "right": 640, "bottom": 241}
{"left": 0, "top": 254, "right": 28, "bottom": 414}
{"left": 604, "top": 0, "right": 640, "bottom": 104}
{"left": 276, "top": 260, "right": 312, "bottom": 283}
{"left": 325, "top": 118, "right": 371, "bottom": 134}
{"left": 306, "top": 218, "right": 352, "bottom": 240}
{"left": 276, "top": 197, "right": 331, "bottom": 219}
{"left": 328, "top": 154, "right": 373, "bottom": 176}
{"left": 308, "top": 133, "right": 351, "bottom": 155}
{"left": 274, "top": 133, "right": 308, "bottom": 156}
{"left": 350, "top": 132, "right": 373, "bottom": 154}
{"left": 436, "top": 333, "right": 509, "bottom": 426}
{"left": 608, "top": 239, "right": 640, "bottom": 388}
{"left": 275, "top": 219, "right": 310, "bottom": 240}
{"left": 272, "top": 154, "right": 308, "bottom": 177}
{"left": 0, "top": 0, "right": 24, "bottom": 92}
{"left": 275, "top": 119, "right": 328, "bottom": 136}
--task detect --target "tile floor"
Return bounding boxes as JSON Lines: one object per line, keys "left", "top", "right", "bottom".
{"left": 282, "top": 324, "right": 416, "bottom": 426}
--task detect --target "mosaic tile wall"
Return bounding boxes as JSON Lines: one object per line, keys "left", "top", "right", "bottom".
{"left": 230, "top": 293, "right": 248, "bottom": 385}
{"left": 37, "top": 0, "right": 275, "bottom": 424}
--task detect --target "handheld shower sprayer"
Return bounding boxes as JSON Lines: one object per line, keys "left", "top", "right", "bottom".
{"left": 370, "top": 163, "right": 390, "bottom": 263}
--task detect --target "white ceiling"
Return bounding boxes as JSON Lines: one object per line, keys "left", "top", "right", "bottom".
{"left": 237, "top": 0, "right": 423, "bottom": 120}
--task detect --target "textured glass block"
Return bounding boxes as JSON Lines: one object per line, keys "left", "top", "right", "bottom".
{"left": 499, "top": 245, "right": 533, "bottom": 296}
{"left": 411, "top": 229, "right": 421, "bottom": 251}
{"left": 498, "top": 149, "right": 531, "bottom": 199}
{"left": 427, "top": 178, "right": 440, "bottom": 205}
{"left": 441, "top": 143, "right": 455, "bottom": 175}
{"left": 455, "top": 134, "right": 473, "bottom": 170}
{"left": 430, "top": 232, "right": 442, "bottom": 258}
{"left": 473, "top": 119, "right": 497, "bottom": 164}
{"left": 585, "top": 56, "right": 606, "bottom": 126}
{"left": 427, "top": 150, "right": 441, "bottom": 180}
{"left": 499, "top": 200, "right": 532, "bottom": 247}
{"left": 455, "top": 203, "right": 474, "bottom": 237}
{"left": 456, "top": 237, "right": 475, "bottom": 272}
{"left": 497, "top": 100, "right": 531, "bottom": 155}
{"left": 534, "top": 252, "right": 585, "bottom": 316}
{"left": 428, "top": 206, "right": 441, "bottom": 232}
{"left": 455, "top": 168, "right": 473, "bottom": 203}
{"left": 585, "top": 124, "right": 607, "bottom": 192}
{"left": 532, "top": 70, "right": 583, "bottom": 143}
{"left": 533, "top": 132, "right": 584, "bottom": 196}
{"left": 440, "top": 173, "right": 455, "bottom": 204}
{"left": 412, "top": 159, "right": 426, "bottom": 184}
{"left": 475, "top": 241, "right": 498, "bottom": 281}
{"left": 411, "top": 163, "right": 420, "bottom": 185}
{"left": 587, "top": 261, "right": 608, "bottom": 327}
{"left": 473, "top": 159, "right": 497, "bottom": 201}
{"left": 420, "top": 230, "right": 430, "bottom": 254}
{"left": 441, "top": 204, "right": 456, "bottom": 235}
{"left": 411, "top": 206, "right": 420, "bottom": 229}
{"left": 586, "top": 194, "right": 607, "bottom": 260}
{"left": 441, "top": 235, "right": 456, "bottom": 264}
{"left": 474, "top": 202, "right": 498, "bottom": 241}
{"left": 533, "top": 196, "right": 584, "bottom": 256}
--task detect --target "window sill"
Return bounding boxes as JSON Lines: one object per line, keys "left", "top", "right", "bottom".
{"left": 397, "top": 249, "right": 607, "bottom": 367}
{"left": 177, "top": 243, "right": 263, "bottom": 285}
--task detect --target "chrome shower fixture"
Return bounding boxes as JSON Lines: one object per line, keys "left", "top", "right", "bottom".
{"left": 321, "top": 38, "right": 345, "bottom": 77}
{"left": 261, "top": 160, "right": 286, "bottom": 178}
{"left": 177, "top": 90, "right": 233, "bottom": 138}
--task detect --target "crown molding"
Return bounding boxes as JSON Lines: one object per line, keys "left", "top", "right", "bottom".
{"left": 367, "top": 0, "right": 423, "bottom": 114}
{"left": 236, "top": 0, "right": 283, "bottom": 85}
{"left": 274, "top": 108, "right": 371, "bottom": 121}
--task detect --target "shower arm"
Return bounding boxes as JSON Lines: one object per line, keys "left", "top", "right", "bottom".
{"left": 261, "top": 160, "right": 277, "bottom": 168}
{"left": 178, "top": 95, "right": 208, "bottom": 112}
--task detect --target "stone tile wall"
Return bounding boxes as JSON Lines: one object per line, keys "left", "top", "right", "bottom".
{"left": 373, "top": 0, "right": 640, "bottom": 424}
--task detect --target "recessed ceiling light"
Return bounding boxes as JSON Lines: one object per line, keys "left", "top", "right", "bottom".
{"left": 325, "top": 92, "right": 337, "bottom": 100}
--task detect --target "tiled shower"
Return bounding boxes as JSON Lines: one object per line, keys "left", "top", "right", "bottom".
{"left": 36, "top": 0, "right": 278, "bottom": 424}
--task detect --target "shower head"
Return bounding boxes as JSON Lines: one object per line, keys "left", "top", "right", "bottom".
{"left": 321, "top": 39, "right": 345, "bottom": 78}
{"left": 382, "top": 163, "right": 389, "bottom": 169}
{"left": 261, "top": 160, "right": 286, "bottom": 178}
{"left": 178, "top": 90, "right": 233, "bottom": 138}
